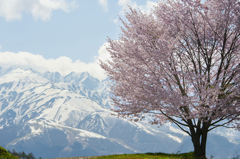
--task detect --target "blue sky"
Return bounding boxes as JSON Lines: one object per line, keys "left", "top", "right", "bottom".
{"left": 0, "top": 0, "right": 158, "bottom": 80}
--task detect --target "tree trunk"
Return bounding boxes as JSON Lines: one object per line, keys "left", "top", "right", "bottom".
{"left": 191, "top": 126, "right": 208, "bottom": 159}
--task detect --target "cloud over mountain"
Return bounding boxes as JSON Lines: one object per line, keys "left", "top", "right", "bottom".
{"left": 0, "top": 42, "right": 110, "bottom": 81}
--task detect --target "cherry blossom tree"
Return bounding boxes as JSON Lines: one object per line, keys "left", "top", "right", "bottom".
{"left": 100, "top": 0, "right": 240, "bottom": 158}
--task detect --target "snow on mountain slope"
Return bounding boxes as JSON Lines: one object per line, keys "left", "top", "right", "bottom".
{"left": 0, "top": 68, "right": 110, "bottom": 127}
{"left": 0, "top": 67, "right": 182, "bottom": 158}
{"left": 44, "top": 71, "right": 62, "bottom": 83}
{"left": 0, "top": 67, "right": 239, "bottom": 159}
{"left": 0, "top": 68, "right": 47, "bottom": 84}
{"left": 63, "top": 71, "right": 100, "bottom": 90}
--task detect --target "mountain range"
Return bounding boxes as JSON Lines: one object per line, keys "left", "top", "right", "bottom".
{"left": 0, "top": 66, "right": 239, "bottom": 159}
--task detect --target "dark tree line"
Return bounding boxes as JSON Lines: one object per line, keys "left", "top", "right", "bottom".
{"left": 8, "top": 149, "right": 41, "bottom": 159}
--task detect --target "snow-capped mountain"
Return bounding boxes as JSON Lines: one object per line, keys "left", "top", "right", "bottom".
{"left": 0, "top": 67, "right": 239, "bottom": 159}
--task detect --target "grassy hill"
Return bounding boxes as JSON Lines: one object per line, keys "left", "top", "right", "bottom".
{"left": 0, "top": 149, "right": 202, "bottom": 159}
{"left": 0, "top": 146, "right": 18, "bottom": 159}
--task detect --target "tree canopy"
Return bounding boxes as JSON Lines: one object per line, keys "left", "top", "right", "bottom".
{"left": 100, "top": 0, "right": 240, "bottom": 158}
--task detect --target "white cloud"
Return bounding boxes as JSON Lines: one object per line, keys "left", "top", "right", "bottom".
{"left": 113, "top": 18, "right": 118, "bottom": 25}
{"left": 113, "top": 0, "right": 157, "bottom": 25}
{"left": 0, "top": 0, "right": 77, "bottom": 21}
{"left": 96, "top": 42, "right": 111, "bottom": 63}
{"left": 0, "top": 42, "right": 111, "bottom": 81}
{"left": 118, "top": 0, "right": 135, "bottom": 7}
{"left": 117, "top": 0, "right": 157, "bottom": 15}
{"left": 98, "top": 0, "right": 109, "bottom": 13}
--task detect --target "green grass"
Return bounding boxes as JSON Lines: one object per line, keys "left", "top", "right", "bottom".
{"left": 0, "top": 146, "right": 18, "bottom": 159}
{"left": 95, "top": 152, "right": 198, "bottom": 159}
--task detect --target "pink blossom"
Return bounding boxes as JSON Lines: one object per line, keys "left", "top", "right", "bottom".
{"left": 100, "top": 0, "right": 240, "bottom": 158}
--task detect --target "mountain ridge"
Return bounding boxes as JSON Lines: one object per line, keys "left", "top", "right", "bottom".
{"left": 0, "top": 66, "right": 239, "bottom": 159}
